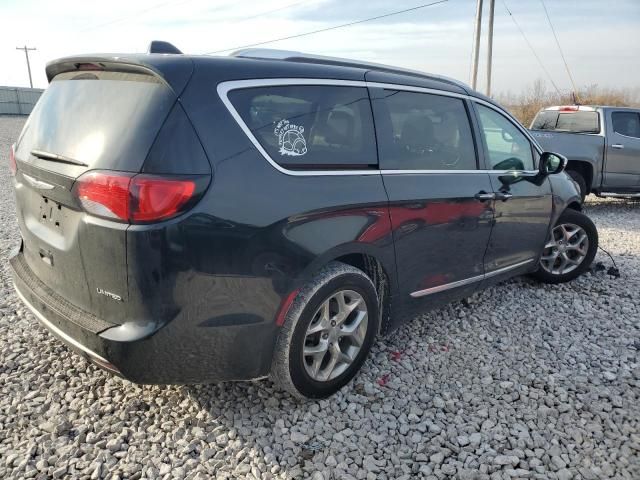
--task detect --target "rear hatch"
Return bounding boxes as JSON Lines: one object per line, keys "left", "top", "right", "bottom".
{"left": 13, "top": 57, "right": 193, "bottom": 324}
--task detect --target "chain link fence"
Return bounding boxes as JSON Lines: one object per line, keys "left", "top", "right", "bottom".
{"left": 0, "top": 87, "right": 44, "bottom": 115}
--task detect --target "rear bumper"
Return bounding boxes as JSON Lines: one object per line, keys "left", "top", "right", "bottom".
{"left": 10, "top": 250, "right": 277, "bottom": 383}
{"left": 13, "top": 285, "right": 122, "bottom": 375}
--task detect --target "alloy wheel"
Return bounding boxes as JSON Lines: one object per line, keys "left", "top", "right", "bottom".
{"left": 540, "top": 222, "right": 590, "bottom": 275}
{"left": 302, "top": 289, "right": 368, "bottom": 382}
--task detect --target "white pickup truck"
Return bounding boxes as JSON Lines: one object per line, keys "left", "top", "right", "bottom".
{"left": 530, "top": 105, "right": 640, "bottom": 199}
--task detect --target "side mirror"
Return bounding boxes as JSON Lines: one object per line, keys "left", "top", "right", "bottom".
{"left": 539, "top": 151, "right": 567, "bottom": 175}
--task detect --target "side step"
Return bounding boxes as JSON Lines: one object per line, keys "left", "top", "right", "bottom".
{"left": 598, "top": 192, "right": 640, "bottom": 198}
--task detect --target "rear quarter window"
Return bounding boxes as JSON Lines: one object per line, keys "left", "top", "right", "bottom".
{"left": 227, "top": 85, "right": 377, "bottom": 170}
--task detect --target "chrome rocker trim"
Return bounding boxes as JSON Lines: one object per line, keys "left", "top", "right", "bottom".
{"left": 410, "top": 258, "right": 535, "bottom": 298}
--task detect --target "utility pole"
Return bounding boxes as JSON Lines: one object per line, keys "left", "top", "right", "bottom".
{"left": 469, "top": 0, "right": 483, "bottom": 90}
{"left": 16, "top": 46, "right": 36, "bottom": 88}
{"left": 485, "top": 0, "right": 495, "bottom": 97}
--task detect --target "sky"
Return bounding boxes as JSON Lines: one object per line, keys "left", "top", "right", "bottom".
{"left": 1, "top": 0, "right": 639, "bottom": 96}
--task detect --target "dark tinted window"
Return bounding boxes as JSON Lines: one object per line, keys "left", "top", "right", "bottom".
{"left": 375, "top": 90, "right": 476, "bottom": 170}
{"left": 228, "top": 86, "right": 376, "bottom": 169}
{"left": 556, "top": 112, "right": 600, "bottom": 133}
{"left": 476, "top": 104, "right": 535, "bottom": 171}
{"left": 15, "top": 71, "right": 175, "bottom": 172}
{"left": 531, "top": 109, "right": 600, "bottom": 133}
{"left": 612, "top": 111, "right": 640, "bottom": 138}
{"left": 530, "top": 110, "right": 559, "bottom": 130}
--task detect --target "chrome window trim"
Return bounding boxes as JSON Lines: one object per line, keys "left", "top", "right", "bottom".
{"left": 470, "top": 98, "right": 544, "bottom": 156}
{"left": 217, "top": 79, "right": 379, "bottom": 177}
{"left": 368, "top": 81, "right": 468, "bottom": 100}
{"left": 217, "top": 78, "right": 543, "bottom": 177}
{"left": 410, "top": 258, "right": 534, "bottom": 298}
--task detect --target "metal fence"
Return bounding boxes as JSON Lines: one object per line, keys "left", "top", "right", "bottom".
{"left": 0, "top": 86, "right": 43, "bottom": 115}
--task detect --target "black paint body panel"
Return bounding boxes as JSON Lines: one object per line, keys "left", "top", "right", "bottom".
{"left": 10, "top": 53, "right": 584, "bottom": 383}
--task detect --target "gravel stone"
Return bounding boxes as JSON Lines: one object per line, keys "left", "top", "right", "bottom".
{"left": 0, "top": 116, "right": 638, "bottom": 479}
{"left": 495, "top": 455, "right": 520, "bottom": 466}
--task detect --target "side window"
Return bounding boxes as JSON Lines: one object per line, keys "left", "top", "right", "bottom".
{"left": 376, "top": 90, "right": 477, "bottom": 170}
{"left": 612, "top": 112, "right": 640, "bottom": 138}
{"left": 476, "top": 104, "right": 535, "bottom": 171}
{"left": 227, "top": 85, "right": 377, "bottom": 169}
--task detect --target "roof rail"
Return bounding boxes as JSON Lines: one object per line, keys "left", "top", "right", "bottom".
{"left": 231, "top": 48, "right": 469, "bottom": 90}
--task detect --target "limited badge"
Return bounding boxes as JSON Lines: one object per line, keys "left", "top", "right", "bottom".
{"left": 274, "top": 119, "right": 307, "bottom": 157}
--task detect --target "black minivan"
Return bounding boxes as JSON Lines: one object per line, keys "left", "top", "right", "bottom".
{"left": 9, "top": 47, "right": 598, "bottom": 398}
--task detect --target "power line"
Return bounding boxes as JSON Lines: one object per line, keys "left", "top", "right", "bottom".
{"left": 237, "top": 1, "right": 310, "bottom": 24}
{"left": 501, "top": 0, "right": 561, "bottom": 95}
{"left": 539, "top": 0, "right": 579, "bottom": 102}
{"left": 79, "top": 0, "right": 197, "bottom": 32}
{"left": 204, "top": 0, "right": 449, "bottom": 55}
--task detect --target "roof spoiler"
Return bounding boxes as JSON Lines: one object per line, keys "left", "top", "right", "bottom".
{"left": 45, "top": 53, "right": 194, "bottom": 95}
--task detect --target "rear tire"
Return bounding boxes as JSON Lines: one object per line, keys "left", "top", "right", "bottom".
{"left": 531, "top": 209, "right": 598, "bottom": 284}
{"left": 567, "top": 169, "right": 587, "bottom": 202}
{"left": 271, "top": 262, "right": 379, "bottom": 399}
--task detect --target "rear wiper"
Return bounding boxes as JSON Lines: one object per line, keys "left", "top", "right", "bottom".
{"left": 31, "top": 149, "right": 88, "bottom": 167}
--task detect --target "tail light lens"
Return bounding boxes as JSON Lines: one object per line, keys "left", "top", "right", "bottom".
{"left": 9, "top": 143, "right": 17, "bottom": 176}
{"left": 130, "top": 176, "right": 196, "bottom": 223}
{"left": 73, "top": 171, "right": 208, "bottom": 224}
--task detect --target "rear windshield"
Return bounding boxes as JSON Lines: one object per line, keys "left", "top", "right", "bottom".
{"left": 228, "top": 85, "right": 377, "bottom": 169}
{"left": 16, "top": 71, "right": 175, "bottom": 172}
{"left": 531, "top": 110, "right": 600, "bottom": 134}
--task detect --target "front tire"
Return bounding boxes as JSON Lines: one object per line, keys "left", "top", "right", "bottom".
{"left": 531, "top": 209, "right": 598, "bottom": 284}
{"left": 271, "top": 262, "right": 379, "bottom": 399}
{"left": 567, "top": 169, "right": 587, "bottom": 202}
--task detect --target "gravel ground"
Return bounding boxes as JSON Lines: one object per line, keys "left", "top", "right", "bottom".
{"left": 0, "top": 114, "right": 638, "bottom": 480}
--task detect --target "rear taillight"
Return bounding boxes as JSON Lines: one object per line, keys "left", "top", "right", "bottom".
{"left": 9, "top": 143, "right": 17, "bottom": 176}
{"left": 73, "top": 171, "right": 207, "bottom": 224}
{"left": 75, "top": 172, "right": 131, "bottom": 221}
{"left": 130, "top": 176, "right": 196, "bottom": 223}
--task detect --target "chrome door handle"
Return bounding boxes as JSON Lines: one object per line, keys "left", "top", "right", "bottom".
{"left": 494, "top": 192, "right": 513, "bottom": 201}
{"left": 474, "top": 191, "right": 495, "bottom": 201}
{"left": 611, "top": 144, "right": 625, "bottom": 149}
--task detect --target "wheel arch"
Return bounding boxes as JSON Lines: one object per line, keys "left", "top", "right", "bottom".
{"left": 566, "top": 160, "right": 594, "bottom": 193}
{"left": 333, "top": 252, "right": 393, "bottom": 335}
{"left": 295, "top": 246, "right": 397, "bottom": 336}
{"left": 566, "top": 201, "right": 582, "bottom": 212}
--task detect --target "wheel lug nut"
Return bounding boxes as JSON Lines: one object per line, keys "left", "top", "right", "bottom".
{"left": 331, "top": 321, "right": 336, "bottom": 327}
{"left": 322, "top": 333, "right": 328, "bottom": 339}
